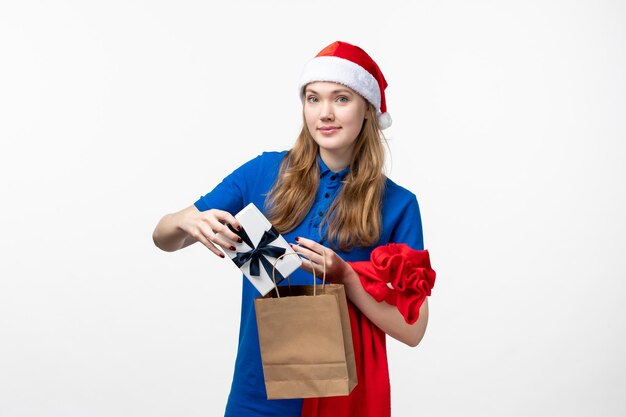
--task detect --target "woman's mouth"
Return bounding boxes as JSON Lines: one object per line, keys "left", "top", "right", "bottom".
{"left": 318, "top": 126, "right": 341, "bottom": 135}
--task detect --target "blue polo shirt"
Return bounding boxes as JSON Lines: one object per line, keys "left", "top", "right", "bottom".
{"left": 194, "top": 150, "right": 423, "bottom": 417}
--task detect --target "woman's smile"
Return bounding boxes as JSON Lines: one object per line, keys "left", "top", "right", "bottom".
{"left": 318, "top": 126, "right": 342, "bottom": 135}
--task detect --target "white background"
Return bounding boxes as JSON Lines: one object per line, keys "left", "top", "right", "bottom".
{"left": 1, "top": 1, "right": 625, "bottom": 416}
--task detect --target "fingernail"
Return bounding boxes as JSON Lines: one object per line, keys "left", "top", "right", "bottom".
{"left": 230, "top": 246, "right": 236, "bottom": 251}
{"left": 220, "top": 253, "right": 225, "bottom": 258}
{"left": 237, "top": 238, "right": 242, "bottom": 243}
{"left": 295, "top": 237, "right": 300, "bottom": 242}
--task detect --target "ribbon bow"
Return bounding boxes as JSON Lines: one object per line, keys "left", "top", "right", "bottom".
{"left": 230, "top": 225, "right": 287, "bottom": 285}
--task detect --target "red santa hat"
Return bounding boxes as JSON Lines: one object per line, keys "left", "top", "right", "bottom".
{"left": 298, "top": 41, "right": 392, "bottom": 130}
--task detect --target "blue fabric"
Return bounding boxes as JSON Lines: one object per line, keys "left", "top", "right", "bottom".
{"left": 194, "top": 150, "right": 424, "bottom": 417}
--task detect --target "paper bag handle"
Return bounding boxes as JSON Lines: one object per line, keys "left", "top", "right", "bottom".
{"left": 270, "top": 250, "right": 327, "bottom": 298}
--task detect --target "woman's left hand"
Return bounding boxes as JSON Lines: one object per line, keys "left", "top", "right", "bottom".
{"left": 289, "top": 237, "right": 353, "bottom": 284}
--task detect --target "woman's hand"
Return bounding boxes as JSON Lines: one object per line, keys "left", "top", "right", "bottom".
{"left": 289, "top": 237, "right": 354, "bottom": 284}
{"left": 179, "top": 207, "right": 244, "bottom": 257}
{"left": 153, "top": 205, "right": 243, "bottom": 256}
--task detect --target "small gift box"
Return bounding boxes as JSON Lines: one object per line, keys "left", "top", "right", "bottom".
{"left": 218, "top": 203, "right": 302, "bottom": 296}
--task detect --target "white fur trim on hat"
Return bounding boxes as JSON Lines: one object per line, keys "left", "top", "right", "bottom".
{"left": 298, "top": 56, "right": 382, "bottom": 112}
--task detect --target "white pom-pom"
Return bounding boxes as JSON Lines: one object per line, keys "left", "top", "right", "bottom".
{"left": 377, "top": 112, "right": 392, "bottom": 130}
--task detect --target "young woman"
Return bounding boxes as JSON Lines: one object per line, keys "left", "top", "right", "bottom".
{"left": 153, "top": 41, "right": 430, "bottom": 417}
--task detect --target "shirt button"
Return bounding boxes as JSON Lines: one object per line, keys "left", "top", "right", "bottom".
{"left": 330, "top": 175, "right": 336, "bottom": 180}
{"left": 324, "top": 193, "right": 330, "bottom": 198}
{"left": 318, "top": 211, "right": 324, "bottom": 217}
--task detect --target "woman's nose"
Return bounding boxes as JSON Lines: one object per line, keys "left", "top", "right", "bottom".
{"left": 320, "top": 101, "right": 334, "bottom": 121}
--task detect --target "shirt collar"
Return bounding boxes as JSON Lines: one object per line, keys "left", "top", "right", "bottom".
{"left": 317, "top": 154, "right": 350, "bottom": 180}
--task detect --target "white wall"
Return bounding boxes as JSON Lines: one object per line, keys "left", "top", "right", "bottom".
{"left": 1, "top": 1, "right": 625, "bottom": 416}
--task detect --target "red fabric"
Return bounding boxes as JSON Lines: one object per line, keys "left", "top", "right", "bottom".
{"left": 301, "top": 299, "right": 389, "bottom": 417}
{"left": 302, "top": 244, "right": 436, "bottom": 417}
{"left": 357, "top": 243, "right": 436, "bottom": 325}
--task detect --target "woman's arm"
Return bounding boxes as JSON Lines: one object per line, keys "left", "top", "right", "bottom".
{"left": 152, "top": 205, "right": 243, "bottom": 256}
{"left": 291, "top": 237, "right": 429, "bottom": 347}
{"left": 342, "top": 266, "right": 428, "bottom": 347}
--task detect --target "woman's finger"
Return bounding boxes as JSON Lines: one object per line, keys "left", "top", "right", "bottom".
{"left": 211, "top": 209, "right": 243, "bottom": 234}
{"left": 290, "top": 243, "right": 330, "bottom": 272}
{"left": 290, "top": 243, "right": 319, "bottom": 263}
{"left": 208, "top": 217, "right": 242, "bottom": 245}
{"left": 198, "top": 223, "right": 238, "bottom": 253}
{"left": 294, "top": 236, "right": 323, "bottom": 252}
{"left": 193, "top": 229, "right": 225, "bottom": 258}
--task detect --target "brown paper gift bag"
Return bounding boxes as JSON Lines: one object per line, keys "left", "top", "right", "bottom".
{"left": 254, "top": 253, "right": 357, "bottom": 399}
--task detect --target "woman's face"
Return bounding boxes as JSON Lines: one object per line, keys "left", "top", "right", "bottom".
{"left": 303, "top": 81, "right": 368, "bottom": 160}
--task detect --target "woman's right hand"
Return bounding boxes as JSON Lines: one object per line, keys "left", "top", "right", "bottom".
{"left": 178, "top": 206, "right": 244, "bottom": 257}
{"left": 152, "top": 205, "right": 243, "bottom": 257}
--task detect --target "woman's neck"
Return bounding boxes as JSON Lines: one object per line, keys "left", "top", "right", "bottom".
{"left": 319, "top": 148, "right": 351, "bottom": 173}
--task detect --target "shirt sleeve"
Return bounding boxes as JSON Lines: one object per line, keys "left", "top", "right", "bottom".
{"left": 193, "top": 154, "right": 263, "bottom": 214}
{"left": 389, "top": 195, "right": 424, "bottom": 251}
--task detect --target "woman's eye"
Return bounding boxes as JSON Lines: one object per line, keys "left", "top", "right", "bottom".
{"left": 307, "top": 96, "right": 318, "bottom": 103}
{"left": 336, "top": 96, "right": 349, "bottom": 103}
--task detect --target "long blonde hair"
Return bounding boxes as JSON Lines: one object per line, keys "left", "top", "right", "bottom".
{"left": 265, "top": 104, "right": 387, "bottom": 251}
